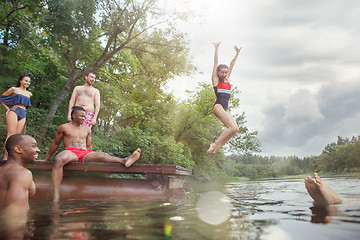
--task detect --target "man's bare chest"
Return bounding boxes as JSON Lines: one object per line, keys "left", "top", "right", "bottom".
{"left": 77, "top": 88, "right": 95, "bottom": 98}
{"left": 64, "top": 128, "right": 88, "bottom": 140}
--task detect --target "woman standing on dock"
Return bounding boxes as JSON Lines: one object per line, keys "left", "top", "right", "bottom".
{"left": 0, "top": 75, "right": 32, "bottom": 160}
{"left": 206, "top": 42, "right": 241, "bottom": 154}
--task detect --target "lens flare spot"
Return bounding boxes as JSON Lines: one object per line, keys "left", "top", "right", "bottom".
{"left": 196, "top": 191, "right": 232, "bottom": 225}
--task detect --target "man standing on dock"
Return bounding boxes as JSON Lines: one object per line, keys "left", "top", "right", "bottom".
{"left": 45, "top": 106, "right": 141, "bottom": 201}
{"left": 67, "top": 72, "right": 100, "bottom": 128}
{"left": 0, "top": 134, "right": 39, "bottom": 238}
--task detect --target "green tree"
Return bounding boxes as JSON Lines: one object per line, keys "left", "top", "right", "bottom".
{"left": 1, "top": 0, "right": 69, "bottom": 145}
{"left": 346, "top": 141, "right": 360, "bottom": 171}
{"left": 0, "top": 0, "right": 45, "bottom": 63}
{"left": 226, "top": 113, "right": 261, "bottom": 155}
{"left": 85, "top": 37, "right": 193, "bottom": 169}
{"left": 173, "top": 83, "right": 260, "bottom": 179}
{"left": 315, "top": 136, "right": 360, "bottom": 173}
{"left": 39, "top": 0, "right": 193, "bottom": 142}
{"left": 174, "top": 83, "right": 218, "bottom": 151}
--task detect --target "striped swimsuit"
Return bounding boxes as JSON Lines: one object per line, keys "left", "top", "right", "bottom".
{"left": 213, "top": 79, "right": 231, "bottom": 111}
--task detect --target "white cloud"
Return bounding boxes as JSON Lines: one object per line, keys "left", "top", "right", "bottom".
{"left": 259, "top": 80, "right": 360, "bottom": 156}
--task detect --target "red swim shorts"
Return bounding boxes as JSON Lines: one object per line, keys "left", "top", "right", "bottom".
{"left": 65, "top": 147, "right": 93, "bottom": 162}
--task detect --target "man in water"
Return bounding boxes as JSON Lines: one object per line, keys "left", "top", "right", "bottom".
{"left": 67, "top": 72, "right": 100, "bottom": 128}
{"left": 45, "top": 106, "right": 141, "bottom": 201}
{"left": 0, "top": 134, "right": 39, "bottom": 238}
{"left": 304, "top": 172, "right": 344, "bottom": 206}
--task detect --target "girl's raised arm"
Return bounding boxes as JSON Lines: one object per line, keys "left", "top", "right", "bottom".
{"left": 227, "top": 45, "right": 242, "bottom": 78}
{"left": 211, "top": 42, "right": 221, "bottom": 87}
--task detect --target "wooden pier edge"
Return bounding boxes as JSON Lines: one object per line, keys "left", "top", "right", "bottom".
{"left": 0, "top": 160, "right": 193, "bottom": 200}
{"left": 0, "top": 160, "right": 192, "bottom": 176}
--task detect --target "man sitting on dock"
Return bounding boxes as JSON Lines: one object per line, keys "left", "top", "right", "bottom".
{"left": 44, "top": 106, "right": 141, "bottom": 201}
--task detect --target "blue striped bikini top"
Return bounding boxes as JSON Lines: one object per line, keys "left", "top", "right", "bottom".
{"left": 0, "top": 94, "right": 31, "bottom": 108}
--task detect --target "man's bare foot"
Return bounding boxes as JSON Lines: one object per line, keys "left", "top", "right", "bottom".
{"left": 53, "top": 194, "right": 60, "bottom": 202}
{"left": 304, "top": 173, "right": 343, "bottom": 206}
{"left": 125, "top": 148, "right": 141, "bottom": 167}
{"left": 206, "top": 143, "right": 216, "bottom": 154}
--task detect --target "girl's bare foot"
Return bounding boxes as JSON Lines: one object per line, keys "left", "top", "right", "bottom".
{"left": 304, "top": 173, "right": 343, "bottom": 206}
{"left": 211, "top": 144, "right": 222, "bottom": 154}
{"left": 206, "top": 143, "right": 216, "bottom": 154}
{"left": 125, "top": 148, "right": 141, "bottom": 167}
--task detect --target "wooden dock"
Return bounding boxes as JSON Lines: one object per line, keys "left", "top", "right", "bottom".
{"left": 0, "top": 161, "right": 192, "bottom": 201}
{"left": 23, "top": 161, "right": 192, "bottom": 176}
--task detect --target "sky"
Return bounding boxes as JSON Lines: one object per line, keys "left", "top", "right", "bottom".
{"left": 165, "top": 0, "right": 360, "bottom": 157}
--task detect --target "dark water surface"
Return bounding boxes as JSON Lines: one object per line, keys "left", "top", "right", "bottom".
{"left": 18, "top": 176, "right": 360, "bottom": 239}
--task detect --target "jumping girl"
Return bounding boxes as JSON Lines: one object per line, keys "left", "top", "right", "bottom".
{"left": 206, "top": 42, "right": 242, "bottom": 154}
{"left": 0, "top": 75, "right": 32, "bottom": 160}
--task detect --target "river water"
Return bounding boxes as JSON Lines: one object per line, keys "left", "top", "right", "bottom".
{"left": 17, "top": 176, "right": 360, "bottom": 239}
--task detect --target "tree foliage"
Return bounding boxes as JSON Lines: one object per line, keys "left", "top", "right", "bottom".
{"left": 36, "top": 0, "right": 194, "bottom": 141}
{"left": 222, "top": 135, "right": 360, "bottom": 180}
{"left": 226, "top": 113, "right": 261, "bottom": 155}
{"left": 314, "top": 136, "right": 360, "bottom": 173}
{"left": 223, "top": 154, "right": 316, "bottom": 180}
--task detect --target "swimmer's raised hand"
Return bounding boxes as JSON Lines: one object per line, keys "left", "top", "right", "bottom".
{"left": 212, "top": 41, "right": 221, "bottom": 48}
{"left": 234, "top": 45, "right": 242, "bottom": 53}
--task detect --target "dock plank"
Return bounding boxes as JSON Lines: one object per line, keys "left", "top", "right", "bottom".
{"left": 0, "top": 161, "right": 192, "bottom": 176}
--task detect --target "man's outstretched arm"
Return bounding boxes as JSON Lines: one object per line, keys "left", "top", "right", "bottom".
{"left": 44, "top": 126, "right": 64, "bottom": 161}
{"left": 91, "top": 89, "right": 101, "bottom": 125}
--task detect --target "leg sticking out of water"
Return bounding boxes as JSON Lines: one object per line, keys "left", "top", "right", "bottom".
{"left": 304, "top": 173, "right": 343, "bottom": 206}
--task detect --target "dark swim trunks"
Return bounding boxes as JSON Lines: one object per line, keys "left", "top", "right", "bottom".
{"left": 65, "top": 147, "right": 93, "bottom": 162}
{"left": 9, "top": 106, "right": 27, "bottom": 120}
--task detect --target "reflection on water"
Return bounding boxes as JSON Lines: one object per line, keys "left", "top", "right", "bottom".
{"left": 5, "top": 176, "right": 359, "bottom": 239}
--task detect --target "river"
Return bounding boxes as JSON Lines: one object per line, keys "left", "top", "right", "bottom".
{"left": 11, "top": 175, "right": 360, "bottom": 239}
